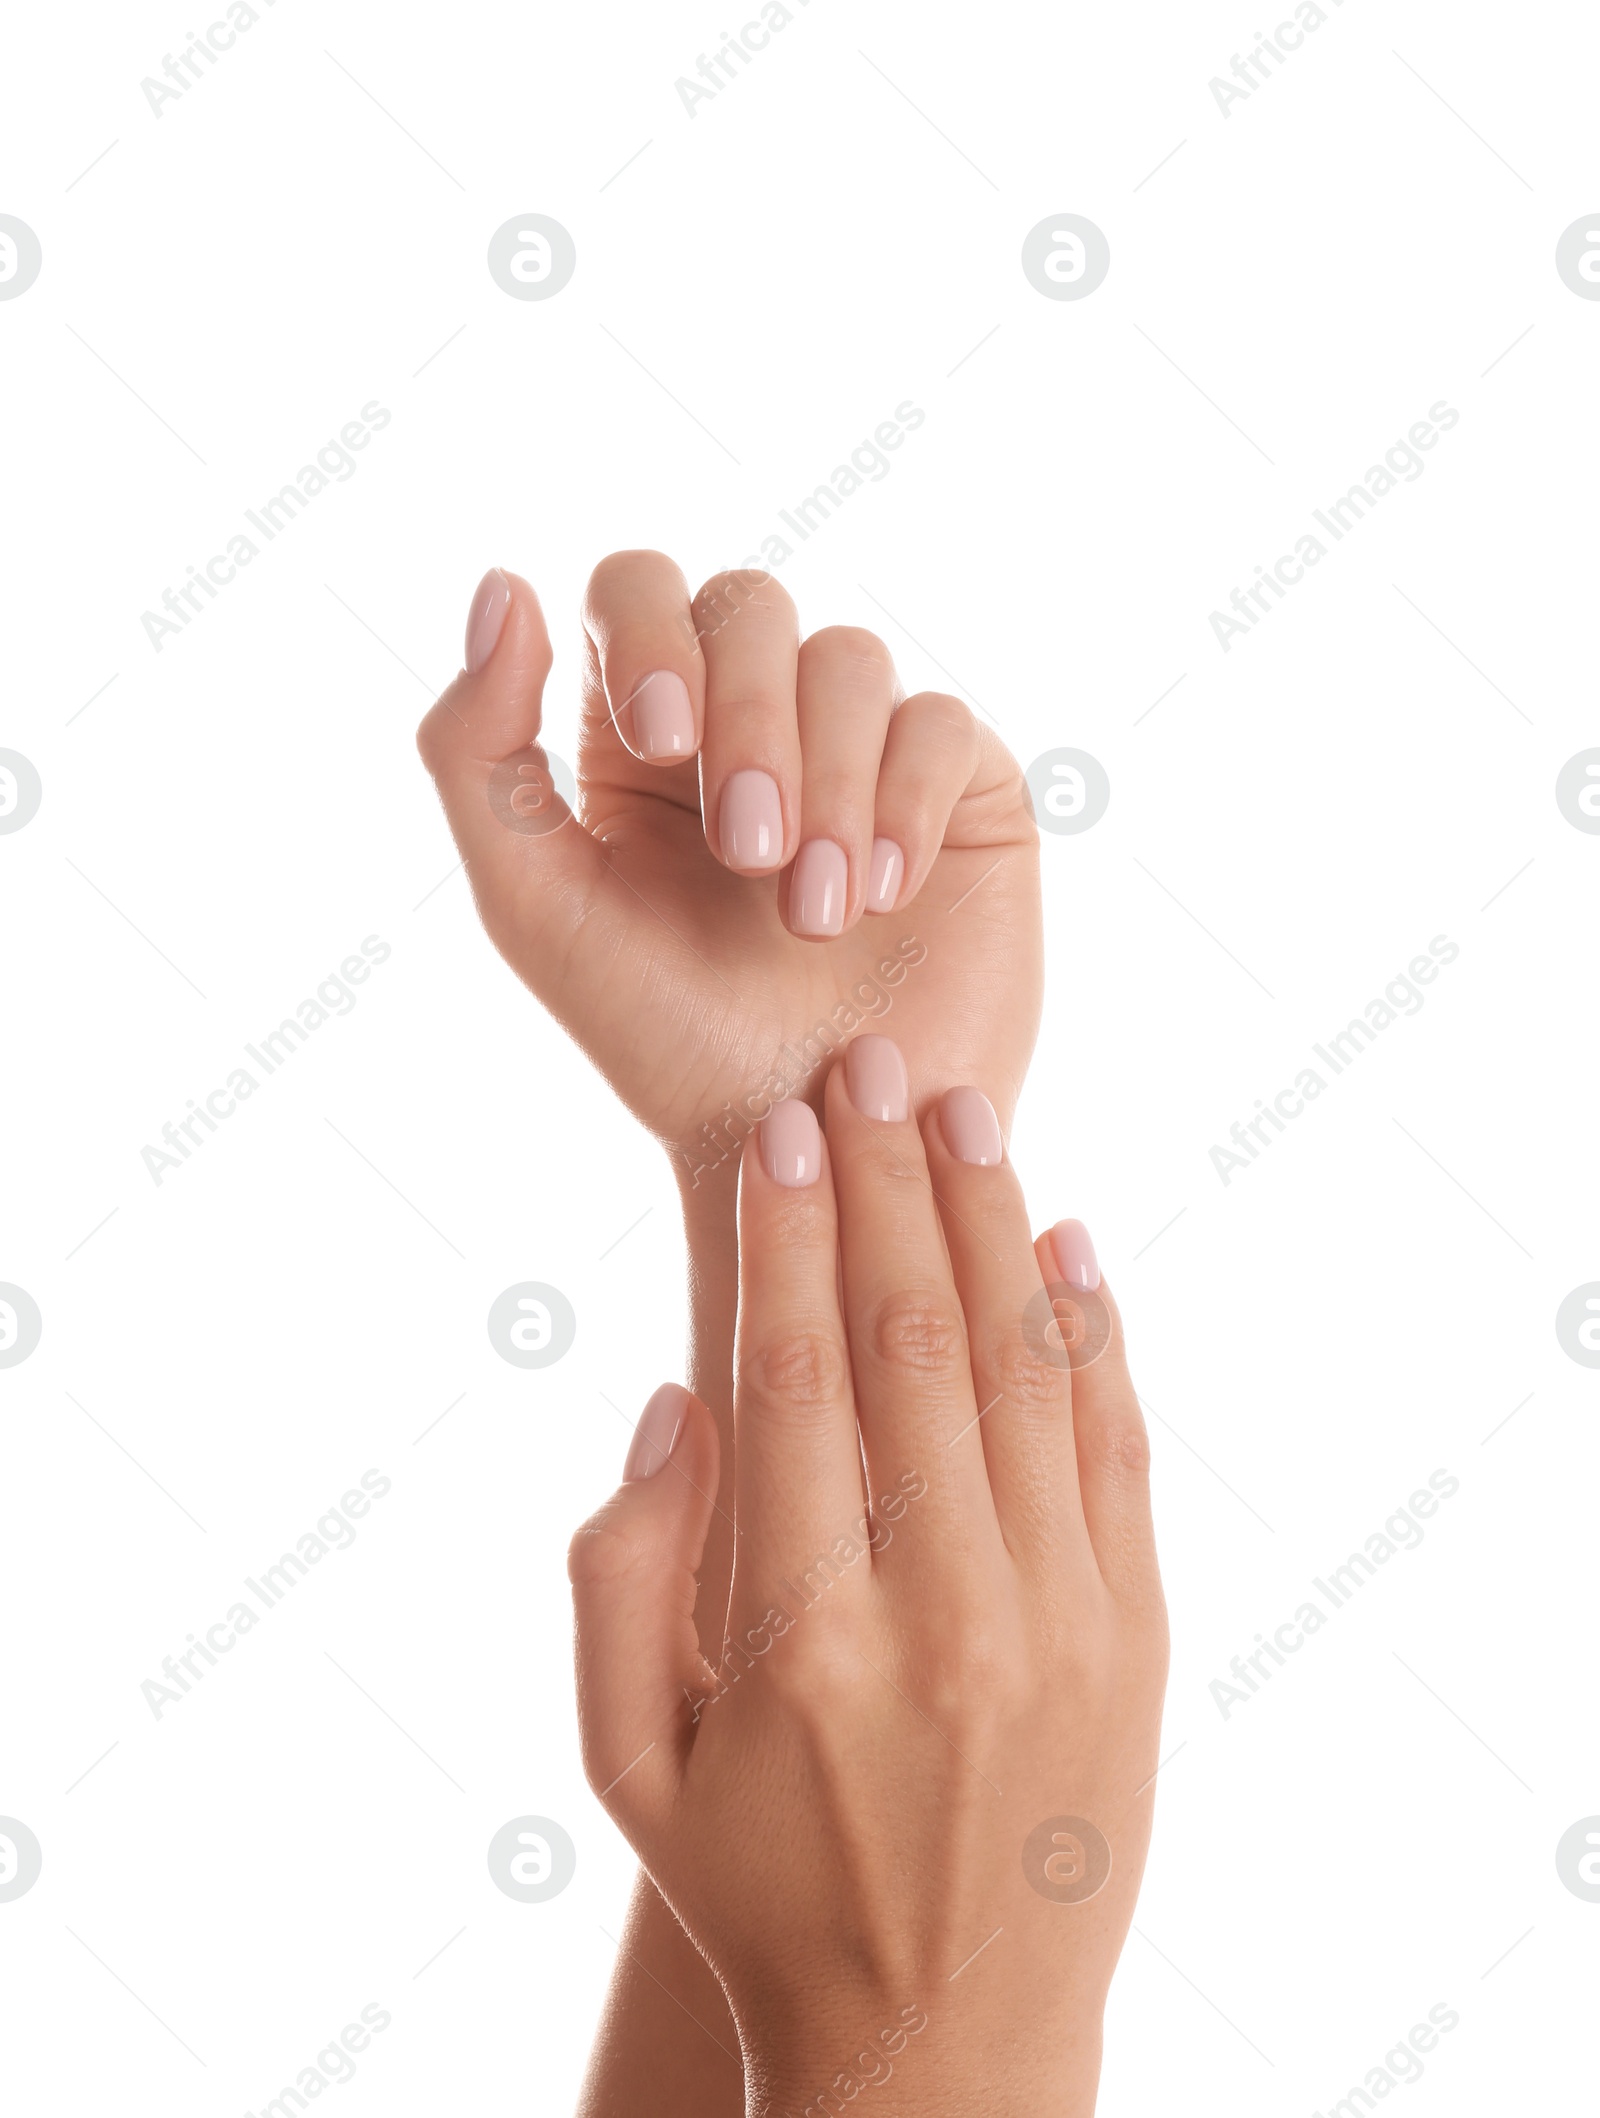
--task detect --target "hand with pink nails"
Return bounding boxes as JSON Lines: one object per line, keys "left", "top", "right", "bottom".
{"left": 570, "top": 1049, "right": 1165, "bottom": 2118}
{"left": 417, "top": 559, "right": 1053, "bottom": 2116}
{"left": 418, "top": 558, "right": 1042, "bottom": 1192}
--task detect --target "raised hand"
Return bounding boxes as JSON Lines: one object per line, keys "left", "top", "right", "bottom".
{"left": 417, "top": 558, "right": 1042, "bottom": 1193}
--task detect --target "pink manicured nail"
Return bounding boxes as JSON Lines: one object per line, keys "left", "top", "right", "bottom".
{"left": 623, "top": 1382, "right": 689, "bottom": 1481}
{"left": 630, "top": 670, "right": 695, "bottom": 761}
{"left": 790, "top": 839, "right": 848, "bottom": 936}
{"left": 720, "top": 769, "right": 783, "bottom": 870}
{"left": 844, "top": 1034, "right": 908, "bottom": 1122}
{"left": 867, "top": 838, "right": 904, "bottom": 912}
{"left": 759, "top": 1098, "right": 821, "bottom": 1187}
{"left": 940, "top": 1085, "right": 1003, "bottom": 1166}
{"left": 1049, "top": 1218, "right": 1101, "bottom": 1293}
{"left": 465, "top": 568, "right": 510, "bottom": 674}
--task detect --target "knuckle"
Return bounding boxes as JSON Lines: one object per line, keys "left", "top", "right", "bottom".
{"left": 739, "top": 1324, "right": 850, "bottom": 1419}
{"left": 985, "top": 1328, "right": 1069, "bottom": 1421}
{"left": 916, "top": 1620, "right": 1024, "bottom": 1729}
{"left": 694, "top": 564, "right": 773, "bottom": 601}
{"left": 1085, "top": 1410, "right": 1153, "bottom": 1483}
{"left": 869, "top": 1288, "right": 968, "bottom": 1379}
{"left": 415, "top": 693, "right": 466, "bottom": 777}
{"left": 566, "top": 1512, "right": 647, "bottom": 1590}
{"left": 804, "top": 624, "right": 894, "bottom": 679}
{"left": 1049, "top": 1621, "right": 1112, "bottom": 1699}
{"left": 584, "top": 547, "right": 680, "bottom": 608}
{"left": 692, "top": 568, "right": 795, "bottom": 631}
{"left": 899, "top": 690, "right": 975, "bottom": 746}
{"left": 767, "top": 1616, "right": 862, "bottom": 1712}
{"left": 415, "top": 709, "right": 445, "bottom": 776}
{"left": 760, "top": 1191, "right": 832, "bottom": 1252}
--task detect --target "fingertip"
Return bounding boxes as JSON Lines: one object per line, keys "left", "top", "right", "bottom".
{"left": 936, "top": 1084, "right": 1004, "bottom": 1167}
{"left": 717, "top": 769, "right": 787, "bottom": 875}
{"left": 464, "top": 566, "right": 511, "bottom": 674}
{"left": 754, "top": 1097, "right": 824, "bottom": 1187}
{"left": 465, "top": 568, "right": 550, "bottom": 676}
{"left": 1032, "top": 1226, "right": 1125, "bottom": 1361}
{"left": 620, "top": 668, "right": 700, "bottom": 765}
{"left": 864, "top": 837, "right": 905, "bottom": 914}
{"left": 786, "top": 838, "right": 850, "bottom": 938}
{"left": 623, "top": 1382, "right": 693, "bottom": 1481}
{"left": 841, "top": 1033, "right": 910, "bottom": 1125}
{"left": 1047, "top": 1218, "right": 1101, "bottom": 1294}
{"left": 423, "top": 570, "right": 553, "bottom": 769}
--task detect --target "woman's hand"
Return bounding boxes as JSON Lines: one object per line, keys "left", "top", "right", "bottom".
{"left": 418, "top": 560, "right": 1050, "bottom": 2111}
{"left": 569, "top": 1037, "right": 1168, "bottom": 2117}
{"left": 416, "top": 559, "right": 1042, "bottom": 1197}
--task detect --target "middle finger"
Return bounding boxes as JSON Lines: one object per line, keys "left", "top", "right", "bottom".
{"left": 824, "top": 1038, "right": 1005, "bottom": 1574}
{"left": 693, "top": 569, "right": 801, "bottom": 877}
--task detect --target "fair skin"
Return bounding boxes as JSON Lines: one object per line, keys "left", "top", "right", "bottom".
{"left": 417, "top": 556, "right": 1045, "bottom": 2110}
{"left": 570, "top": 1053, "right": 1168, "bottom": 2117}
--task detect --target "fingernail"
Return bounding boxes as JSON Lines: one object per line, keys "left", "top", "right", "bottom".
{"left": 465, "top": 568, "right": 510, "bottom": 674}
{"left": 867, "top": 837, "right": 904, "bottom": 912}
{"left": 790, "top": 839, "right": 848, "bottom": 936}
{"left": 940, "top": 1085, "right": 1003, "bottom": 1166}
{"left": 844, "top": 1034, "right": 908, "bottom": 1122}
{"left": 623, "top": 1382, "right": 689, "bottom": 1481}
{"left": 759, "top": 1098, "right": 821, "bottom": 1187}
{"left": 1049, "top": 1218, "right": 1101, "bottom": 1293}
{"left": 719, "top": 769, "right": 784, "bottom": 870}
{"left": 630, "top": 670, "right": 695, "bottom": 760}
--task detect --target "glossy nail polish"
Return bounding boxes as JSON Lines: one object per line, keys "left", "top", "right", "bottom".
{"left": 719, "top": 769, "right": 783, "bottom": 870}
{"left": 1049, "top": 1218, "right": 1101, "bottom": 1293}
{"left": 844, "top": 1035, "right": 909, "bottom": 1123}
{"left": 465, "top": 568, "right": 510, "bottom": 674}
{"left": 940, "top": 1085, "right": 1003, "bottom": 1166}
{"left": 759, "top": 1098, "right": 822, "bottom": 1186}
{"left": 630, "top": 670, "right": 695, "bottom": 760}
{"left": 867, "top": 837, "right": 904, "bottom": 912}
{"left": 790, "top": 839, "right": 848, "bottom": 936}
{"left": 623, "top": 1382, "right": 689, "bottom": 1481}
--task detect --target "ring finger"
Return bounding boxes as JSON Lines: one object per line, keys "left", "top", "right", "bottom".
{"left": 922, "top": 1090, "right": 1096, "bottom": 1589}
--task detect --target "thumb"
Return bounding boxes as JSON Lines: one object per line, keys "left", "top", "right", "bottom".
{"left": 416, "top": 569, "right": 622, "bottom": 1001}
{"left": 568, "top": 1384, "right": 719, "bottom": 1833}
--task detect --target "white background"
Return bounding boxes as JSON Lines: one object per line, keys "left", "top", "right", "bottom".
{"left": 2, "top": 0, "right": 1597, "bottom": 2110}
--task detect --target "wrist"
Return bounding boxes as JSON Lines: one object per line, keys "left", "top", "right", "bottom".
{"left": 741, "top": 1997, "right": 1102, "bottom": 2118}
{"left": 669, "top": 1149, "right": 741, "bottom": 1658}
{"left": 676, "top": 1144, "right": 740, "bottom": 1263}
